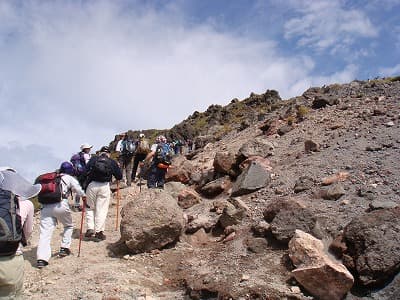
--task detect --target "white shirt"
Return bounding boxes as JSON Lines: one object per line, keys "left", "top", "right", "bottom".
{"left": 150, "top": 143, "right": 158, "bottom": 152}
{"left": 116, "top": 139, "right": 124, "bottom": 152}
{"left": 60, "top": 174, "right": 85, "bottom": 198}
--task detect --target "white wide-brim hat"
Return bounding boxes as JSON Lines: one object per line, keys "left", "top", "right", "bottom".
{"left": 0, "top": 170, "right": 41, "bottom": 198}
{"left": 80, "top": 143, "right": 93, "bottom": 150}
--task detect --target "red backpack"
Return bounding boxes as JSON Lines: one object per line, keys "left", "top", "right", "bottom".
{"left": 35, "top": 172, "right": 63, "bottom": 204}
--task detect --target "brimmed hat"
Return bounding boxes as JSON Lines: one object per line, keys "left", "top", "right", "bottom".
{"left": 0, "top": 170, "right": 41, "bottom": 198}
{"left": 80, "top": 143, "right": 93, "bottom": 151}
{"left": 139, "top": 133, "right": 145, "bottom": 138}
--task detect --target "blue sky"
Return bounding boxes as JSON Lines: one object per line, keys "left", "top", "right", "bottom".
{"left": 0, "top": 0, "right": 399, "bottom": 180}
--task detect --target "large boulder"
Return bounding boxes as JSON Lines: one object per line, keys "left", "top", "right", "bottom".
{"left": 120, "top": 189, "right": 185, "bottom": 254}
{"left": 177, "top": 189, "right": 202, "bottom": 209}
{"left": 289, "top": 230, "right": 354, "bottom": 300}
{"left": 343, "top": 207, "right": 400, "bottom": 287}
{"left": 166, "top": 156, "right": 196, "bottom": 184}
{"left": 231, "top": 161, "right": 271, "bottom": 196}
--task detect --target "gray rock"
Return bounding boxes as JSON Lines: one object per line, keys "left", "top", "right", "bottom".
{"left": 120, "top": 189, "right": 185, "bottom": 254}
{"left": 343, "top": 207, "right": 400, "bottom": 287}
{"left": 369, "top": 200, "right": 398, "bottom": 211}
{"left": 294, "top": 176, "right": 314, "bottom": 193}
{"left": 219, "top": 205, "right": 245, "bottom": 228}
{"left": 270, "top": 208, "right": 316, "bottom": 244}
{"left": 322, "top": 184, "right": 346, "bottom": 200}
{"left": 231, "top": 161, "right": 271, "bottom": 196}
{"left": 238, "top": 137, "right": 275, "bottom": 158}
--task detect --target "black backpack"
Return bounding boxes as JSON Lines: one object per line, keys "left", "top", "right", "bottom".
{"left": 35, "top": 172, "right": 64, "bottom": 204}
{"left": 92, "top": 156, "right": 112, "bottom": 177}
{"left": 0, "top": 189, "right": 22, "bottom": 256}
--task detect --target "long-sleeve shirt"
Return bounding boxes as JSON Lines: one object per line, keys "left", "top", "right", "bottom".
{"left": 60, "top": 174, "right": 85, "bottom": 198}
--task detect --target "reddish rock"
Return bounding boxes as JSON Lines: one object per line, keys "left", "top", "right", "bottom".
{"left": 213, "top": 151, "right": 237, "bottom": 176}
{"left": 304, "top": 140, "right": 320, "bottom": 153}
{"left": 321, "top": 172, "right": 350, "bottom": 186}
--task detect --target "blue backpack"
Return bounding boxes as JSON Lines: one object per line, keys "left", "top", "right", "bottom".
{"left": 155, "top": 143, "right": 172, "bottom": 166}
{"left": 0, "top": 189, "right": 22, "bottom": 256}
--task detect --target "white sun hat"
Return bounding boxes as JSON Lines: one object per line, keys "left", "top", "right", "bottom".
{"left": 0, "top": 170, "right": 41, "bottom": 199}
{"left": 80, "top": 143, "right": 93, "bottom": 151}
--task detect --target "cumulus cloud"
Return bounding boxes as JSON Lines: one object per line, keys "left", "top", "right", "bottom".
{"left": 0, "top": 0, "right": 360, "bottom": 178}
{"left": 283, "top": 0, "right": 378, "bottom": 53}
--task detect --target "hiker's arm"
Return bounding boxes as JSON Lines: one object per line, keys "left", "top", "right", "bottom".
{"left": 69, "top": 175, "right": 86, "bottom": 197}
{"left": 111, "top": 160, "right": 123, "bottom": 181}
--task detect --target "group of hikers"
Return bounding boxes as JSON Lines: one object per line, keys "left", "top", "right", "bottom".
{"left": 0, "top": 133, "right": 176, "bottom": 299}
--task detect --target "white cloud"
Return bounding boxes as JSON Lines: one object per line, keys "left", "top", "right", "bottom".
{"left": 378, "top": 64, "right": 400, "bottom": 77}
{"left": 0, "top": 0, "right": 358, "bottom": 178}
{"left": 284, "top": 0, "right": 378, "bottom": 52}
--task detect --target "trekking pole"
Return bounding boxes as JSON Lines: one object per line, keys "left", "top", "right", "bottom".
{"left": 115, "top": 180, "right": 120, "bottom": 231}
{"left": 78, "top": 199, "right": 86, "bottom": 257}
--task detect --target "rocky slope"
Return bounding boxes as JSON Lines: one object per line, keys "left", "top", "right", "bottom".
{"left": 24, "top": 77, "right": 400, "bottom": 299}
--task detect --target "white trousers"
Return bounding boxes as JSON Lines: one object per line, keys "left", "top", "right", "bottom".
{"left": 85, "top": 181, "right": 111, "bottom": 233}
{"left": 37, "top": 200, "right": 73, "bottom": 262}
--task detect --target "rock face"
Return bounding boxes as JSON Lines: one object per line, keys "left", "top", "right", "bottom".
{"left": 120, "top": 189, "right": 185, "bottom": 254}
{"left": 289, "top": 230, "right": 354, "bottom": 300}
{"left": 343, "top": 207, "right": 400, "bottom": 287}
{"left": 231, "top": 161, "right": 271, "bottom": 196}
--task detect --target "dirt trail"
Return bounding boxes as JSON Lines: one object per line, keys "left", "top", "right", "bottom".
{"left": 22, "top": 184, "right": 186, "bottom": 300}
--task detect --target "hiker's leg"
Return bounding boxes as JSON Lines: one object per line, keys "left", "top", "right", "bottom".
{"left": 147, "top": 164, "right": 157, "bottom": 188}
{"left": 155, "top": 167, "right": 166, "bottom": 188}
{"left": 54, "top": 200, "right": 73, "bottom": 249}
{"left": 85, "top": 182, "right": 97, "bottom": 231}
{"left": 37, "top": 205, "right": 57, "bottom": 262}
{"left": 94, "top": 183, "right": 111, "bottom": 233}
{"left": 0, "top": 255, "right": 24, "bottom": 298}
{"left": 131, "top": 155, "right": 140, "bottom": 181}
{"left": 126, "top": 157, "right": 133, "bottom": 186}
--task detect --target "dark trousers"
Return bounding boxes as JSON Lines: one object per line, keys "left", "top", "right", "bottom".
{"left": 131, "top": 153, "right": 147, "bottom": 180}
{"left": 147, "top": 163, "right": 167, "bottom": 188}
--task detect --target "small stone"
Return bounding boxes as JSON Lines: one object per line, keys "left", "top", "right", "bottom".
{"left": 385, "top": 121, "right": 395, "bottom": 127}
{"left": 290, "top": 286, "right": 301, "bottom": 293}
{"left": 240, "top": 274, "right": 250, "bottom": 282}
{"left": 123, "top": 254, "right": 130, "bottom": 260}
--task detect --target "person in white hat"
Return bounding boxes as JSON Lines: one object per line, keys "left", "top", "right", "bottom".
{"left": 0, "top": 169, "right": 41, "bottom": 299}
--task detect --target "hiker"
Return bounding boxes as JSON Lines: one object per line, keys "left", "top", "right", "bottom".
{"left": 115, "top": 133, "right": 125, "bottom": 154}
{"left": 70, "top": 143, "right": 92, "bottom": 210}
{"left": 119, "top": 134, "right": 135, "bottom": 186}
{"left": 145, "top": 135, "right": 172, "bottom": 189}
{"left": 131, "top": 133, "right": 150, "bottom": 182}
{"left": 0, "top": 167, "right": 34, "bottom": 256}
{"left": 0, "top": 168, "right": 41, "bottom": 298}
{"left": 36, "top": 161, "right": 86, "bottom": 269}
{"left": 84, "top": 146, "right": 122, "bottom": 241}
{"left": 187, "top": 139, "right": 193, "bottom": 152}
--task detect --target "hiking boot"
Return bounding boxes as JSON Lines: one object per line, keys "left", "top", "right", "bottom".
{"left": 37, "top": 259, "right": 48, "bottom": 269}
{"left": 94, "top": 231, "right": 106, "bottom": 241}
{"left": 58, "top": 247, "right": 71, "bottom": 257}
{"left": 85, "top": 229, "right": 95, "bottom": 238}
